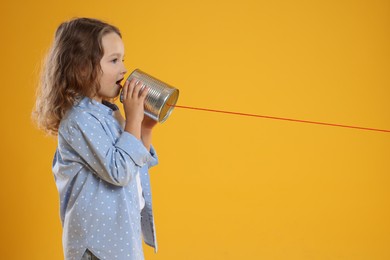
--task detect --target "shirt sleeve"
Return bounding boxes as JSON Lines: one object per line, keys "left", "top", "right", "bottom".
{"left": 60, "top": 111, "right": 155, "bottom": 186}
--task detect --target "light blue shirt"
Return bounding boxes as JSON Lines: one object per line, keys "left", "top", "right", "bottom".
{"left": 52, "top": 97, "right": 158, "bottom": 260}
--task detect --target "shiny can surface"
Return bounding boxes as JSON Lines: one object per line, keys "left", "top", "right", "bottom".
{"left": 120, "top": 69, "right": 179, "bottom": 123}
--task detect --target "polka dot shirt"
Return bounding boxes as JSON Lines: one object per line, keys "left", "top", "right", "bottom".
{"left": 53, "top": 97, "right": 158, "bottom": 260}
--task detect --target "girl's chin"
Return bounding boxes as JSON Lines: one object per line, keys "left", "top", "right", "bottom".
{"left": 109, "top": 88, "right": 121, "bottom": 98}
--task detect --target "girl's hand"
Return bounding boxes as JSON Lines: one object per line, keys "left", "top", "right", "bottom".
{"left": 122, "top": 78, "right": 149, "bottom": 139}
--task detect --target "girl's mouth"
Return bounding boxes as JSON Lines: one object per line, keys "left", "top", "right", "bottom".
{"left": 116, "top": 78, "right": 124, "bottom": 88}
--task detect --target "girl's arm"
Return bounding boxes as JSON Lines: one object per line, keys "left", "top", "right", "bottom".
{"left": 115, "top": 109, "right": 156, "bottom": 152}
{"left": 60, "top": 112, "right": 155, "bottom": 187}
{"left": 141, "top": 116, "right": 157, "bottom": 151}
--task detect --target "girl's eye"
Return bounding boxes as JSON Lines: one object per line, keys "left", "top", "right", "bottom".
{"left": 111, "top": 58, "right": 118, "bottom": 64}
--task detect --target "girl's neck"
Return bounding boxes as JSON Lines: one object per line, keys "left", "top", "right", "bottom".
{"left": 91, "top": 95, "right": 103, "bottom": 103}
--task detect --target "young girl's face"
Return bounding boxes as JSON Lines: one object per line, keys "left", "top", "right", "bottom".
{"left": 96, "top": 32, "right": 127, "bottom": 102}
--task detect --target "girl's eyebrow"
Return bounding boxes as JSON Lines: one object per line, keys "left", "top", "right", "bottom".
{"left": 107, "top": 53, "right": 125, "bottom": 58}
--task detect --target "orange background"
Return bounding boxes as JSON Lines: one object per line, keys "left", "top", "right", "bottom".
{"left": 1, "top": 0, "right": 389, "bottom": 259}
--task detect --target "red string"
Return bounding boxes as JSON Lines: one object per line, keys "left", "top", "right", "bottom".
{"left": 168, "top": 104, "right": 390, "bottom": 133}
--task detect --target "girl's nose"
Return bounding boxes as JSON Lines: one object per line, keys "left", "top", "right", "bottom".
{"left": 121, "top": 66, "right": 127, "bottom": 76}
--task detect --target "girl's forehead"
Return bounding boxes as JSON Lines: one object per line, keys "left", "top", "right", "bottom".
{"left": 102, "top": 32, "right": 125, "bottom": 55}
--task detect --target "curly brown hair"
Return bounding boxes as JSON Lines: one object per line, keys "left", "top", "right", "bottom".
{"left": 32, "top": 17, "right": 121, "bottom": 135}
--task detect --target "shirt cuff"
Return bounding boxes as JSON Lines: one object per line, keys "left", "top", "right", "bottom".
{"left": 116, "top": 131, "right": 153, "bottom": 167}
{"left": 148, "top": 145, "right": 158, "bottom": 168}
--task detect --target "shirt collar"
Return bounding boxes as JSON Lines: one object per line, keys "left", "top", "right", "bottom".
{"left": 76, "top": 97, "right": 114, "bottom": 115}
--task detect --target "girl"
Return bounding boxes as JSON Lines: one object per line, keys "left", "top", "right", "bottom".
{"left": 33, "top": 18, "right": 159, "bottom": 260}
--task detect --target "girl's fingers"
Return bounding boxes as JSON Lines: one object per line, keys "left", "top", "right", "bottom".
{"left": 125, "top": 78, "right": 149, "bottom": 100}
{"left": 128, "top": 78, "right": 137, "bottom": 99}
{"left": 139, "top": 86, "right": 149, "bottom": 102}
{"left": 132, "top": 81, "right": 143, "bottom": 98}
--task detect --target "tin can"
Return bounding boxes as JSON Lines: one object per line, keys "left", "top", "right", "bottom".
{"left": 120, "top": 69, "right": 179, "bottom": 123}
